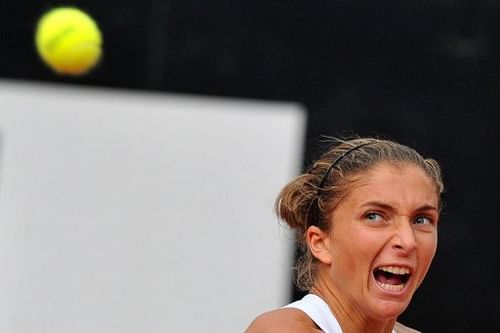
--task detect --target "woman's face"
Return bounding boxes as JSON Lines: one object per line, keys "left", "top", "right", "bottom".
{"left": 327, "top": 162, "right": 439, "bottom": 320}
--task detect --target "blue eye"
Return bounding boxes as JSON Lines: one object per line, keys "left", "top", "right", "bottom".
{"left": 414, "top": 216, "right": 432, "bottom": 225}
{"left": 365, "top": 212, "right": 383, "bottom": 222}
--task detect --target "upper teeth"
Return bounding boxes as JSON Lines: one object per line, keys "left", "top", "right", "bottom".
{"left": 379, "top": 266, "right": 410, "bottom": 275}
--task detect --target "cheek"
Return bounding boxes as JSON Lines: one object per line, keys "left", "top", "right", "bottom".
{"left": 331, "top": 227, "right": 381, "bottom": 276}
{"left": 416, "top": 233, "right": 438, "bottom": 275}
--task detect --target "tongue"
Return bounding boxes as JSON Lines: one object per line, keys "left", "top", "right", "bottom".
{"left": 376, "top": 271, "right": 403, "bottom": 285}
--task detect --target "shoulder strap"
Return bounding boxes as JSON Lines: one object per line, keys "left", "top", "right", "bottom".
{"left": 285, "top": 294, "right": 404, "bottom": 333}
{"left": 394, "top": 322, "right": 421, "bottom": 333}
{"left": 284, "top": 294, "right": 343, "bottom": 333}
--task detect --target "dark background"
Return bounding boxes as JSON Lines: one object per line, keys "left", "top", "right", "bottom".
{"left": 1, "top": 1, "right": 499, "bottom": 331}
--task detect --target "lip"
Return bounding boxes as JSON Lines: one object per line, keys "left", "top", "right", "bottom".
{"left": 371, "top": 263, "right": 415, "bottom": 296}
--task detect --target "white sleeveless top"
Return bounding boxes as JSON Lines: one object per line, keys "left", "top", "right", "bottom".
{"left": 284, "top": 294, "right": 397, "bottom": 333}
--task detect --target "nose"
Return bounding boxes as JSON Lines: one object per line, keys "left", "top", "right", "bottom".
{"left": 392, "top": 220, "right": 417, "bottom": 254}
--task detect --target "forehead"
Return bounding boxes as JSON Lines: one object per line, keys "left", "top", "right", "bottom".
{"left": 343, "top": 162, "right": 439, "bottom": 208}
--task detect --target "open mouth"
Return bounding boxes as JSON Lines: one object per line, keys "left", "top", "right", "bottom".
{"left": 373, "top": 266, "right": 411, "bottom": 291}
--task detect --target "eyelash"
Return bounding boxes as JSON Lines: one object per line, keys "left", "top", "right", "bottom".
{"left": 413, "top": 216, "right": 433, "bottom": 225}
{"left": 364, "top": 212, "right": 434, "bottom": 226}
{"left": 365, "top": 212, "right": 384, "bottom": 222}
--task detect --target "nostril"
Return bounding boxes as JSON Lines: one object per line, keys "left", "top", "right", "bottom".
{"left": 392, "top": 232, "right": 418, "bottom": 252}
{"left": 392, "top": 241, "right": 416, "bottom": 254}
{"left": 392, "top": 243, "right": 405, "bottom": 251}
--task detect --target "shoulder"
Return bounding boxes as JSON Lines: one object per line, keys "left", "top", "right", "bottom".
{"left": 394, "top": 321, "right": 421, "bottom": 333}
{"left": 245, "top": 308, "right": 321, "bottom": 333}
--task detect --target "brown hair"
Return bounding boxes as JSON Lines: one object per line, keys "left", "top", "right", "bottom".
{"left": 275, "top": 137, "right": 444, "bottom": 291}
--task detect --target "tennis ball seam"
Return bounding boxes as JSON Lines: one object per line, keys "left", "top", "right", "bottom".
{"left": 35, "top": 7, "right": 102, "bottom": 76}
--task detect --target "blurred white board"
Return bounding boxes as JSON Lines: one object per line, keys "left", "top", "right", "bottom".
{"left": 0, "top": 79, "right": 306, "bottom": 332}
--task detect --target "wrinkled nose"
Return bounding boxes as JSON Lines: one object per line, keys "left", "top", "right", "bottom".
{"left": 392, "top": 221, "right": 417, "bottom": 254}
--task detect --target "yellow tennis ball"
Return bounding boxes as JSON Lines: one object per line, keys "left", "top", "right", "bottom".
{"left": 35, "top": 7, "right": 102, "bottom": 76}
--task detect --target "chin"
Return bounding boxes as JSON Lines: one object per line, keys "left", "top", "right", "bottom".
{"left": 371, "top": 299, "right": 412, "bottom": 321}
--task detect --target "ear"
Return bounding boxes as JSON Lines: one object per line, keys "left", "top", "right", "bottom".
{"left": 306, "top": 226, "right": 332, "bottom": 265}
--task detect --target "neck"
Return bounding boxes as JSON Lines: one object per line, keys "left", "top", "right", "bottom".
{"left": 311, "top": 273, "right": 397, "bottom": 333}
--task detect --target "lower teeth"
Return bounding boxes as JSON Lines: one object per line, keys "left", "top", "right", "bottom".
{"left": 379, "top": 283, "right": 404, "bottom": 291}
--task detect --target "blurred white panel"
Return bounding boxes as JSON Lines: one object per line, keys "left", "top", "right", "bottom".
{"left": 0, "top": 79, "right": 306, "bottom": 333}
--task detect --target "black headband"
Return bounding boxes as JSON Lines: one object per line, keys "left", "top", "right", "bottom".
{"left": 317, "top": 141, "right": 375, "bottom": 190}
{"left": 309, "top": 141, "right": 375, "bottom": 227}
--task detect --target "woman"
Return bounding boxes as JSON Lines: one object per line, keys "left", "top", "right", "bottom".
{"left": 246, "top": 137, "right": 443, "bottom": 333}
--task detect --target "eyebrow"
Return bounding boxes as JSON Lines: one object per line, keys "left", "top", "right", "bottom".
{"left": 360, "top": 201, "right": 439, "bottom": 213}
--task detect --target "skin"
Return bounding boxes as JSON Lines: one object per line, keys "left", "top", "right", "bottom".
{"left": 246, "top": 308, "right": 322, "bottom": 333}
{"left": 246, "top": 162, "right": 439, "bottom": 333}
{"left": 310, "top": 162, "right": 439, "bottom": 332}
